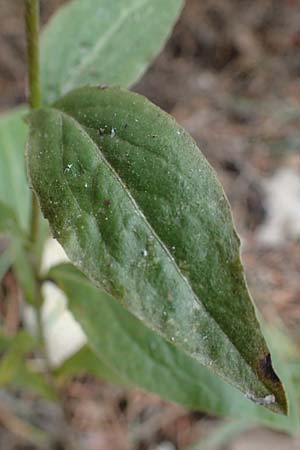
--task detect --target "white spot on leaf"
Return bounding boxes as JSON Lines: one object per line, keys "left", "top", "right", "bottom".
{"left": 245, "top": 392, "right": 276, "bottom": 406}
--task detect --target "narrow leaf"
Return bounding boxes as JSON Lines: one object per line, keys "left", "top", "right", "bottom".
{"left": 0, "top": 107, "right": 30, "bottom": 231}
{"left": 41, "top": 0, "right": 183, "bottom": 104}
{"left": 0, "top": 108, "right": 49, "bottom": 287}
{"left": 49, "top": 264, "right": 294, "bottom": 431}
{"left": 27, "top": 87, "right": 287, "bottom": 413}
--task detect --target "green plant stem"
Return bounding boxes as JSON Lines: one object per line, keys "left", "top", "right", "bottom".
{"left": 25, "top": 0, "right": 41, "bottom": 243}
{"left": 24, "top": 4, "right": 79, "bottom": 448}
{"left": 25, "top": 0, "right": 41, "bottom": 110}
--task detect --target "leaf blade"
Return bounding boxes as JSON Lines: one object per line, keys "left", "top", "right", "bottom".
{"left": 27, "top": 89, "right": 287, "bottom": 413}
{"left": 41, "top": 0, "right": 183, "bottom": 103}
{"left": 49, "top": 264, "right": 294, "bottom": 431}
{"left": 0, "top": 107, "right": 30, "bottom": 231}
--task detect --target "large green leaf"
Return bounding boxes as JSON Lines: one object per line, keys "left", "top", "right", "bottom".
{"left": 41, "top": 0, "right": 183, "bottom": 104}
{"left": 27, "top": 87, "right": 286, "bottom": 412}
{"left": 0, "top": 107, "right": 30, "bottom": 231}
{"left": 49, "top": 264, "right": 296, "bottom": 432}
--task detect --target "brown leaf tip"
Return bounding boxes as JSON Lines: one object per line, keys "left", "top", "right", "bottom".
{"left": 259, "top": 353, "right": 280, "bottom": 383}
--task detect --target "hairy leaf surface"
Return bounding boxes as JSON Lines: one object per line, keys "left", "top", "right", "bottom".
{"left": 41, "top": 0, "right": 183, "bottom": 104}
{"left": 27, "top": 87, "right": 286, "bottom": 412}
{"left": 50, "top": 264, "right": 294, "bottom": 429}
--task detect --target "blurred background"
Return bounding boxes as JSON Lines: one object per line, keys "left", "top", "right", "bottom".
{"left": 1, "top": 0, "right": 300, "bottom": 449}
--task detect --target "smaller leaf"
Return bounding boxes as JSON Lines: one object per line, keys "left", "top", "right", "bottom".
{"left": 41, "top": 0, "right": 183, "bottom": 103}
{"left": 49, "top": 264, "right": 295, "bottom": 432}
{"left": 0, "top": 107, "right": 49, "bottom": 290}
{"left": 0, "top": 107, "right": 30, "bottom": 231}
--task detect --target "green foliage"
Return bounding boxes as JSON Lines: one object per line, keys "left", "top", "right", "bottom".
{"left": 1, "top": 0, "right": 298, "bottom": 438}
{"left": 0, "top": 107, "right": 30, "bottom": 231}
{"left": 49, "top": 264, "right": 297, "bottom": 432}
{"left": 27, "top": 87, "right": 286, "bottom": 412}
{"left": 41, "top": 0, "right": 183, "bottom": 104}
